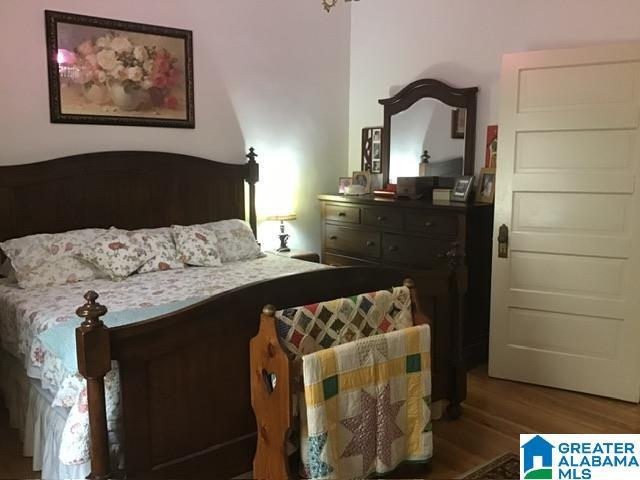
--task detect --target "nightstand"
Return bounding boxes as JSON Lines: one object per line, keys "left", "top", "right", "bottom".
{"left": 268, "top": 249, "right": 320, "bottom": 263}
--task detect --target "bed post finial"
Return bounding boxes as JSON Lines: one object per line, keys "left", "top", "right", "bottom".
{"left": 245, "top": 147, "right": 259, "bottom": 237}
{"left": 77, "top": 290, "right": 108, "bottom": 328}
{"left": 262, "top": 304, "right": 276, "bottom": 317}
{"left": 76, "top": 291, "right": 112, "bottom": 480}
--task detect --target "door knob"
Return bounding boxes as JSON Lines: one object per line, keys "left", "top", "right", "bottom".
{"left": 424, "top": 221, "right": 434, "bottom": 227}
{"left": 338, "top": 212, "right": 346, "bottom": 217}
{"left": 377, "top": 216, "right": 386, "bottom": 221}
{"left": 329, "top": 235, "right": 337, "bottom": 240}
{"left": 366, "top": 240, "right": 375, "bottom": 247}
{"left": 498, "top": 224, "right": 509, "bottom": 258}
{"left": 388, "top": 245, "right": 399, "bottom": 252}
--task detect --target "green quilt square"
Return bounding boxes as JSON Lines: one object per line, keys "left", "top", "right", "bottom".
{"left": 406, "top": 353, "right": 421, "bottom": 373}
{"left": 323, "top": 375, "right": 339, "bottom": 400}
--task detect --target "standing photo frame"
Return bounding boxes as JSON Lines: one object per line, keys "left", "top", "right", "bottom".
{"left": 45, "top": 10, "right": 195, "bottom": 128}
{"left": 476, "top": 168, "right": 496, "bottom": 203}
{"left": 451, "top": 175, "right": 474, "bottom": 202}
{"left": 352, "top": 171, "right": 372, "bottom": 193}
{"left": 338, "top": 176, "right": 353, "bottom": 194}
{"left": 361, "top": 126, "right": 383, "bottom": 173}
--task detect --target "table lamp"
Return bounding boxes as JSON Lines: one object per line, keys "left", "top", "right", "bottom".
{"left": 265, "top": 212, "right": 297, "bottom": 252}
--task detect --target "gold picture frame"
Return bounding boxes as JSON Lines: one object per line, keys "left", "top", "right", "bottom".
{"left": 476, "top": 167, "right": 496, "bottom": 203}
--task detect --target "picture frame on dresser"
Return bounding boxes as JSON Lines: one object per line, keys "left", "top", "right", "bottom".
{"left": 451, "top": 175, "right": 474, "bottom": 202}
{"left": 45, "top": 10, "right": 195, "bottom": 128}
{"left": 338, "top": 176, "right": 353, "bottom": 194}
{"left": 476, "top": 168, "right": 496, "bottom": 203}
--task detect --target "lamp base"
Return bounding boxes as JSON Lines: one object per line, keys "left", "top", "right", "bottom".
{"left": 277, "top": 231, "right": 290, "bottom": 252}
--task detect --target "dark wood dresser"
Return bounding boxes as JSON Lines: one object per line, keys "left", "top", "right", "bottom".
{"left": 318, "top": 193, "right": 494, "bottom": 368}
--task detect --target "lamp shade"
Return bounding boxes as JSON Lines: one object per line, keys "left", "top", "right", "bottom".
{"left": 265, "top": 213, "right": 297, "bottom": 222}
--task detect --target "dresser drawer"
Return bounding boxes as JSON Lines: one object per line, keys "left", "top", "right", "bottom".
{"left": 324, "top": 204, "right": 360, "bottom": 224}
{"left": 323, "top": 252, "right": 379, "bottom": 267}
{"left": 362, "top": 207, "right": 403, "bottom": 230}
{"left": 382, "top": 233, "right": 450, "bottom": 268}
{"left": 405, "top": 211, "right": 458, "bottom": 237}
{"left": 324, "top": 225, "right": 380, "bottom": 258}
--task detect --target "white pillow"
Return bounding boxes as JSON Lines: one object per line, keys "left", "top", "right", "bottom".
{"left": 0, "top": 228, "right": 107, "bottom": 288}
{"left": 77, "top": 227, "right": 154, "bottom": 280}
{"left": 134, "top": 227, "right": 185, "bottom": 274}
{"left": 172, "top": 224, "right": 223, "bottom": 267}
{"left": 202, "top": 219, "right": 261, "bottom": 263}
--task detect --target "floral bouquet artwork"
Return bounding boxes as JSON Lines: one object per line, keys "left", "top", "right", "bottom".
{"left": 46, "top": 11, "right": 194, "bottom": 128}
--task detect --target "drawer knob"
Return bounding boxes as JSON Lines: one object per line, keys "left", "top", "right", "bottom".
{"left": 377, "top": 216, "right": 386, "bottom": 221}
{"left": 338, "top": 212, "right": 347, "bottom": 217}
{"left": 424, "top": 221, "right": 434, "bottom": 227}
{"left": 388, "top": 245, "right": 399, "bottom": 252}
{"left": 329, "top": 235, "right": 338, "bottom": 240}
{"left": 365, "top": 240, "right": 375, "bottom": 247}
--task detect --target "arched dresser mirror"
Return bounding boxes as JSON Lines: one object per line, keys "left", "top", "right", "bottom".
{"left": 379, "top": 79, "right": 478, "bottom": 186}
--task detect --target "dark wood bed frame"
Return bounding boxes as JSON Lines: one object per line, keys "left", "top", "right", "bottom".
{"left": 0, "top": 150, "right": 466, "bottom": 479}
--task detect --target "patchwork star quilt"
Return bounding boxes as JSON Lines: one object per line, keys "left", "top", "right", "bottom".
{"left": 299, "top": 324, "right": 432, "bottom": 479}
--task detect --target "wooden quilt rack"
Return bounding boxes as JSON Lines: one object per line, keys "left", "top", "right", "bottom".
{"left": 250, "top": 278, "right": 435, "bottom": 479}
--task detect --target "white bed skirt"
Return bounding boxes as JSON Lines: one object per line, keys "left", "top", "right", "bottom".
{"left": 0, "top": 350, "right": 90, "bottom": 480}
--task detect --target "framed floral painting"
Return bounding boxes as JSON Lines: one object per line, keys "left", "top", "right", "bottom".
{"left": 45, "top": 10, "right": 194, "bottom": 128}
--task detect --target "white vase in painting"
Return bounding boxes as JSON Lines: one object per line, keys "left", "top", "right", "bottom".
{"left": 108, "top": 80, "right": 148, "bottom": 111}
{"left": 83, "top": 83, "right": 111, "bottom": 105}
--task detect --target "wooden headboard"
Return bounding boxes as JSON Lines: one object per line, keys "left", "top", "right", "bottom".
{"left": 0, "top": 149, "right": 259, "bottom": 244}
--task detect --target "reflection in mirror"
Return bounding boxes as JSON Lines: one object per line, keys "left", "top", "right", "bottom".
{"left": 389, "top": 98, "right": 465, "bottom": 184}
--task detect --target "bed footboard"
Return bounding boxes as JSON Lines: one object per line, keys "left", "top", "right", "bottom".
{"left": 75, "top": 266, "right": 465, "bottom": 479}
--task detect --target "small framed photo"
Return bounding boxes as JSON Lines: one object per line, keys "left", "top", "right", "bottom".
{"left": 451, "top": 175, "right": 474, "bottom": 202}
{"left": 451, "top": 108, "right": 467, "bottom": 139}
{"left": 352, "top": 171, "right": 372, "bottom": 193}
{"left": 338, "top": 176, "right": 353, "bottom": 194}
{"left": 476, "top": 168, "right": 496, "bottom": 203}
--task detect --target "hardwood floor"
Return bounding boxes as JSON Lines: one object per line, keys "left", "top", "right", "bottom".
{"left": 1, "top": 367, "right": 638, "bottom": 479}
{"left": 393, "top": 366, "right": 640, "bottom": 479}
{"left": 0, "top": 400, "right": 36, "bottom": 479}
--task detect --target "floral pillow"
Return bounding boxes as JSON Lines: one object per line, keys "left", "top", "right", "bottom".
{"left": 203, "top": 219, "right": 262, "bottom": 263}
{"left": 171, "top": 224, "right": 222, "bottom": 267}
{"left": 0, "top": 228, "right": 107, "bottom": 289}
{"left": 17, "top": 257, "right": 102, "bottom": 289}
{"left": 135, "top": 228, "right": 185, "bottom": 274}
{"left": 77, "top": 228, "right": 154, "bottom": 280}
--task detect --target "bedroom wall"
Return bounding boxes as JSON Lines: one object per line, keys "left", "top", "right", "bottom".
{"left": 0, "top": 0, "right": 351, "bottom": 252}
{"left": 348, "top": 0, "right": 640, "bottom": 174}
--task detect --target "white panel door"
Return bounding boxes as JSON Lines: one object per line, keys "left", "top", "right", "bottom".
{"left": 489, "top": 43, "right": 640, "bottom": 402}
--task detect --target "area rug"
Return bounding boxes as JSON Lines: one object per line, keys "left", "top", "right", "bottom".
{"left": 460, "top": 452, "right": 520, "bottom": 479}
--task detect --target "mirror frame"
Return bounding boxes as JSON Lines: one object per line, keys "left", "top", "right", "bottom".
{"left": 378, "top": 78, "right": 478, "bottom": 186}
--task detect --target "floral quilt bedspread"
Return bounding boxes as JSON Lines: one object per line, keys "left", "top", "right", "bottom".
{"left": 0, "top": 253, "right": 327, "bottom": 465}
